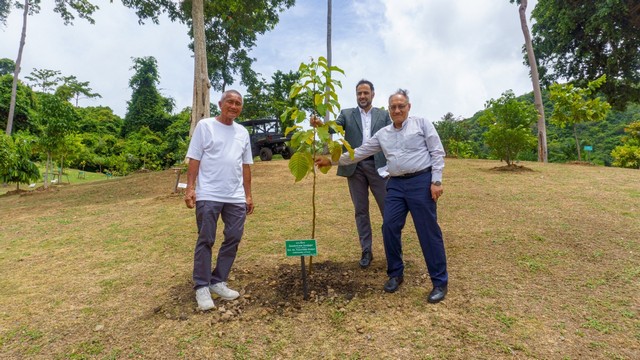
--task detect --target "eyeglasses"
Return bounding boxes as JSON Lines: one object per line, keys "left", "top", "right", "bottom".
{"left": 389, "top": 104, "right": 408, "bottom": 111}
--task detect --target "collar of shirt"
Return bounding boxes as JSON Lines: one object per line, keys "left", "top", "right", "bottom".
{"left": 359, "top": 107, "right": 373, "bottom": 141}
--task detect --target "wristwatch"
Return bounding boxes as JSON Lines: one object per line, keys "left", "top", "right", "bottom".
{"left": 431, "top": 181, "right": 442, "bottom": 186}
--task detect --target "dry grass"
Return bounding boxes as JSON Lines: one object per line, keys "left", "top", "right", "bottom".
{"left": 0, "top": 159, "right": 638, "bottom": 359}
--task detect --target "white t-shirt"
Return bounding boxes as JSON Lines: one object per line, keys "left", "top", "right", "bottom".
{"left": 186, "top": 117, "right": 253, "bottom": 203}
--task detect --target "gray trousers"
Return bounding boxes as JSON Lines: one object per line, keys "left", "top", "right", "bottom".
{"left": 193, "top": 201, "right": 246, "bottom": 290}
{"left": 346, "top": 159, "right": 387, "bottom": 253}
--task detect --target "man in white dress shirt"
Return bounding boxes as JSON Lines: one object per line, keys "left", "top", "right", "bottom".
{"left": 316, "top": 89, "right": 449, "bottom": 303}
{"left": 312, "top": 79, "right": 391, "bottom": 268}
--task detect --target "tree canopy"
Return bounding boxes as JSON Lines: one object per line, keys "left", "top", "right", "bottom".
{"left": 0, "top": 58, "right": 15, "bottom": 76}
{"left": 123, "top": 56, "right": 174, "bottom": 136}
{"left": 531, "top": 0, "right": 640, "bottom": 109}
{"left": 478, "top": 90, "right": 538, "bottom": 166}
{"left": 198, "top": 0, "right": 295, "bottom": 92}
{"left": 549, "top": 76, "right": 611, "bottom": 161}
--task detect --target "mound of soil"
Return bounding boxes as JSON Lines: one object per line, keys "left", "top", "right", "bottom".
{"left": 491, "top": 164, "right": 533, "bottom": 172}
{"left": 153, "top": 260, "right": 418, "bottom": 323}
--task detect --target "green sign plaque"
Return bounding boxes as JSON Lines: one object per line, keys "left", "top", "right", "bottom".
{"left": 285, "top": 239, "right": 318, "bottom": 257}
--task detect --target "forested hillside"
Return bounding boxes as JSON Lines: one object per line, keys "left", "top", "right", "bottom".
{"left": 456, "top": 92, "right": 639, "bottom": 166}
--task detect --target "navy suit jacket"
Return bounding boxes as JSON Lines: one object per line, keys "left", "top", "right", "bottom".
{"left": 334, "top": 107, "right": 391, "bottom": 177}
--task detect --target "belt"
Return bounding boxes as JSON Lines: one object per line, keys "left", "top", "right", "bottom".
{"left": 392, "top": 167, "right": 431, "bottom": 179}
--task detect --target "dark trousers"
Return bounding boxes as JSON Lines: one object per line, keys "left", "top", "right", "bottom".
{"left": 347, "top": 159, "right": 387, "bottom": 253}
{"left": 382, "top": 172, "right": 448, "bottom": 287}
{"left": 193, "top": 201, "right": 246, "bottom": 290}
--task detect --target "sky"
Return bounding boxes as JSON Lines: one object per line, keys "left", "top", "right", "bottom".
{"left": 0, "top": 0, "right": 537, "bottom": 122}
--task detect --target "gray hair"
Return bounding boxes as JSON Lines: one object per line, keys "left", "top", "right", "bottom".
{"left": 389, "top": 89, "right": 410, "bottom": 103}
{"left": 220, "top": 89, "right": 243, "bottom": 103}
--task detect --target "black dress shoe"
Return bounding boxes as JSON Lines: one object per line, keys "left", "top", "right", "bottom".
{"left": 427, "top": 285, "right": 448, "bottom": 303}
{"left": 383, "top": 276, "right": 403, "bottom": 293}
{"left": 359, "top": 250, "right": 373, "bottom": 268}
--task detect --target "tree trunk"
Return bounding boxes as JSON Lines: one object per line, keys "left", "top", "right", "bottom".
{"left": 60, "top": 156, "right": 65, "bottom": 182}
{"left": 518, "top": 0, "right": 548, "bottom": 163}
{"left": 6, "top": 0, "right": 29, "bottom": 136}
{"left": 574, "top": 124, "right": 582, "bottom": 161}
{"left": 44, "top": 152, "right": 51, "bottom": 189}
{"left": 324, "top": 0, "right": 332, "bottom": 124}
{"left": 189, "top": 0, "right": 210, "bottom": 137}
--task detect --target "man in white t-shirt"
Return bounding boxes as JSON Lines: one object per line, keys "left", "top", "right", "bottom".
{"left": 184, "top": 90, "right": 254, "bottom": 311}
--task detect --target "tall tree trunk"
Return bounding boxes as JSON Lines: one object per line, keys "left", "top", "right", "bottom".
{"left": 518, "top": 0, "right": 548, "bottom": 163}
{"left": 6, "top": 0, "right": 29, "bottom": 136}
{"left": 573, "top": 124, "right": 582, "bottom": 161}
{"left": 189, "top": 0, "right": 210, "bottom": 137}
{"left": 324, "top": 0, "right": 332, "bottom": 124}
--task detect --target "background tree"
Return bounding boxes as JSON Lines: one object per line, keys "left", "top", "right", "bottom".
{"left": 25, "top": 68, "right": 62, "bottom": 93}
{"left": 55, "top": 75, "right": 102, "bottom": 106}
{"left": 33, "top": 92, "right": 80, "bottom": 188}
{"left": 123, "top": 56, "right": 174, "bottom": 136}
{"left": 2, "top": 0, "right": 98, "bottom": 135}
{"left": 241, "top": 77, "right": 272, "bottom": 120}
{"left": 510, "top": 0, "right": 547, "bottom": 163}
{"left": 161, "top": 108, "right": 191, "bottom": 167}
{"left": 0, "top": 133, "right": 40, "bottom": 190}
{"left": 116, "top": 0, "right": 210, "bottom": 135}
{"left": 0, "top": 58, "right": 15, "bottom": 76}
{"left": 531, "top": 0, "right": 640, "bottom": 109}
{"left": 478, "top": 90, "right": 538, "bottom": 166}
{"left": 241, "top": 70, "right": 312, "bottom": 125}
{"left": 195, "top": 0, "right": 295, "bottom": 93}
{"left": 123, "top": 126, "right": 164, "bottom": 171}
{"left": 611, "top": 120, "right": 640, "bottom": 169}
{"left": 434, "top": 112, "right": 472, "bottom": 158}
{"left": 549, "top": 76, "right": 611, "bottom": 162}
{"left": 117, "top": 1, "right": 292, "bottom": 133}
{"left": 0, "top": 74, "right": 35, "bottom": 133}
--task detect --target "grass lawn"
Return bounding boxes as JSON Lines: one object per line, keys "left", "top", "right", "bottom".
{"left": 0, "top": 165, "right": 112, "bottom": 196}
{"left": 0, "top": 159, "right": 638, "bottom": 359}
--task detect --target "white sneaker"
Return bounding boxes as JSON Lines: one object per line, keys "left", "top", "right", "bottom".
{"left": 209, "top": 282, "right": 240, "bottom": 300}
{"left": 195, "top": 287, "right": 215, "bottom": 311}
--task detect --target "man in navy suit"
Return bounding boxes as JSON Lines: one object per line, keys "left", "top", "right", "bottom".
{"left": 315, "top": 79, "right": 391, "bottom": 268}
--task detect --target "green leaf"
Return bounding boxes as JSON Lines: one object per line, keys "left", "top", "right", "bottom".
{"left": 329, "top": 66, "right": 345, "bottom": 75}
{"left": 316, "top": 125, "right": 330, "bottom": 142}
{"left": 339, "top": 138, "right": 355, "bottom": 159}
{"left": 288, "top": 151, "right": 312, "bottom": 182}
{"left": 296, "top": 111, "right": 306, "bottom": 123}
{"left": 316, "top": 104, "right": 327, "bottom": 118}
{"left": 318, "top": 164, "right": 331, "bottom": 174}
{"left": 285, "top": 125, "right": 301, "bottom": 137}
{"left": 330, "top": 141, "right": 343, "bottom": 162}
{"left": 289, "top": 84, "right": 302, "bottom": 99}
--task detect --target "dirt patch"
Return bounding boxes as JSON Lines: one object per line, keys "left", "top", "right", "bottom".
{"left": 490, "top": 164, "right": 534, "bottom": 172}
{"left": 565, "top": 161, "right": 596, "bottom": 166}
{"left": 152, "top": 260, "right": 402, "bottom": 323}
{"left": 1, "top": 188, "right": 29, "bottom": 196}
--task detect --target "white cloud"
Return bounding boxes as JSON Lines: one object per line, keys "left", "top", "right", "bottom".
{"left": 1, "top": 0, "right": 537, "bottom": 122}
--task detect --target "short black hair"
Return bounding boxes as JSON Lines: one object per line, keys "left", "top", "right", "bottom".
{"left": 356, "top": 79, "right": 374, "bottom": 92}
